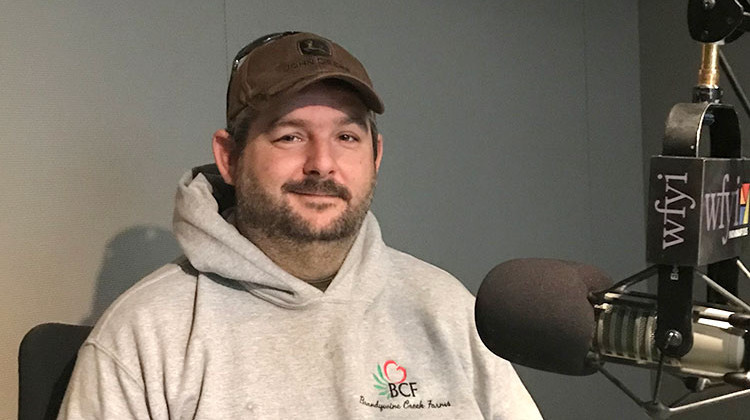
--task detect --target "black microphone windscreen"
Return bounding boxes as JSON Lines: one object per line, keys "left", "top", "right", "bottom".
{"left": 475, "top": 258, "right": 611, "bottom": 375}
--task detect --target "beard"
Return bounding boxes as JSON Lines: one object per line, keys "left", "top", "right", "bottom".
{"left": 234, "top": 171, "right": 376, "bottom": 243}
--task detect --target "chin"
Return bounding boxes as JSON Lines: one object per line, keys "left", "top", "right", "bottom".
{"left": 302, "top": 214, "right": 344, "bottom": 231}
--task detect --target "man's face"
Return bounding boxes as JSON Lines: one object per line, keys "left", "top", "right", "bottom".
{"left": 232, "top": 82, "right": 381, "bottom": 242}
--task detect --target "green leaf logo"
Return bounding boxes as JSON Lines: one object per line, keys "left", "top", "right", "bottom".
{"left": 373, "top": 363, "right": 391, "bottom": 398}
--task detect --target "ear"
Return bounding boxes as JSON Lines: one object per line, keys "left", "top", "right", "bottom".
{"left": 212, "top": 129, "right": 237, "bottom": 185}
{"left": 374, "top": 134, "right": 383, "bottom": 173}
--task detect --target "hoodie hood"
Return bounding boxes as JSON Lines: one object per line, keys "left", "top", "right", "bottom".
{"left": 172, "top": 164, "right": 389, "bottom": 308}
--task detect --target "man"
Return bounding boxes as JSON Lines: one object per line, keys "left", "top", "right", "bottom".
{"left": 60, "top": 31, "right": 540, "bottom": 419}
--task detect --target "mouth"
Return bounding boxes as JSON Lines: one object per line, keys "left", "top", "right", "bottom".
{"left": 286, "top": 189, "right": 343, "bottom": 212}
{"left": 288, "top": 190, "right": 339, "bottom": 197}
{"left": 289, "top": 190, "right": 341, "bottom": 199}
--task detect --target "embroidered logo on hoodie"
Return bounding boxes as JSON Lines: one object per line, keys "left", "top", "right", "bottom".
{"left": 360, "top": 360, "right": 452, "bottom": 412}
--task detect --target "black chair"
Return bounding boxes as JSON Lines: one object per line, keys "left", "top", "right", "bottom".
{"left": 18, "top": 323, "right": 93, "bottom": 420}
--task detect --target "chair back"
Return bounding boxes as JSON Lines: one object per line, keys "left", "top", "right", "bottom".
{"left": 18, "top": 323, "right": 92, "bottom": 420}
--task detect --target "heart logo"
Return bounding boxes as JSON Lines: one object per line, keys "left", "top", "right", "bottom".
{"left": 383, "top": 360, "right": 407, "bottom": 384}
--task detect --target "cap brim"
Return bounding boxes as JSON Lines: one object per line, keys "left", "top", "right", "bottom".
{"left": 278, "top": 72, "right": 385, "bottom": 114}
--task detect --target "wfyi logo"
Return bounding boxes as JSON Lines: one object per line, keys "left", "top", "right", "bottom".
{"left": 654, "top": 172, "right": 749, "bottom": 250}
{"left": 372, "top": 360, "right": 418, "bottom": 399}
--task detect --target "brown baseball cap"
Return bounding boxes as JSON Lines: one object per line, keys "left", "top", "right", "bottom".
{"left": 226, "top": 32, "right": 384, "bottom": 126}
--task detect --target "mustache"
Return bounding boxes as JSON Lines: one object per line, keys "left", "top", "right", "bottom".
{"left": 282, "top": 177, "right": 352, "bottom": 201}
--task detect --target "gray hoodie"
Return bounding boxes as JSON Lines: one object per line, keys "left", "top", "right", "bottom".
{"left": 59, "top": 167, "right": 541, "bottom": 419}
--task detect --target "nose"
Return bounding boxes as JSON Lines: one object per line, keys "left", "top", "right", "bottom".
{"left": 303, "top": 138, "right": 336, "bottom": 177}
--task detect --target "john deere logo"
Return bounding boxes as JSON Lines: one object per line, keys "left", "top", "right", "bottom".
{"left": 372, "top": 360, "right": 418, "bottom": 399}
{"left": 298, "top": 39, "right": 331, "bottom": 56}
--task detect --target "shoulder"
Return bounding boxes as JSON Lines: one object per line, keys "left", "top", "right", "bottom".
{"left": 86, "top": 257, "right": 199, "bottom": 350}
{"left": 380, "top": 246, "right": 478, "bottom": 339}
{"left": 383, "top": 246, "right": 474, "bottom": 306}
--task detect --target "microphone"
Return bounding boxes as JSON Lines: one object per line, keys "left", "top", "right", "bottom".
{"left": 475, "top": 258, "right": 749, "bottom": 383}
{"left": 475, "top": 258, "right": 610, "bottom": 375}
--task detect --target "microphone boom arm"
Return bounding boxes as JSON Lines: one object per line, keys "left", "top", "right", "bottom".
{"left": 588, "top": 264, "right": 750, "bottom": 418}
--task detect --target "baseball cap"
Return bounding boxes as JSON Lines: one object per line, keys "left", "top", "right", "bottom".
{"left": 226, "top": 31, "right": 384, "bottom": 126}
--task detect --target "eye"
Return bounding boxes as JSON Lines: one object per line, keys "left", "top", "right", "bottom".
{"left": 276, "top": 134, "right": 302, "bottom": 143}
{"left": 339, "top": 133, "right": 359, "bottom": 142}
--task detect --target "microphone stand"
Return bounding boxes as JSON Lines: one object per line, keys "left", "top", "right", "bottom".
{"left": 588, "top": 1, "right": 750, "bottom": 417}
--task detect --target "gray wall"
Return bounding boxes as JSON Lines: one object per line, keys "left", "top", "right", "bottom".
{"left": 640, "top": 1, "right": 750, "bottom": 418}
{"left": 3, "top": 1, "right": 647, "bottom": 418}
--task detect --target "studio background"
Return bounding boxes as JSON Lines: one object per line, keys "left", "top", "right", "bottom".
{"left": 3, "top": 1, "right": 747, "bottom": 418}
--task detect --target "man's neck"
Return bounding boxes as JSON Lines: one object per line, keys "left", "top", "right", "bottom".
{"left": 241, "top": 227, "right": 357, "bottom": 284}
